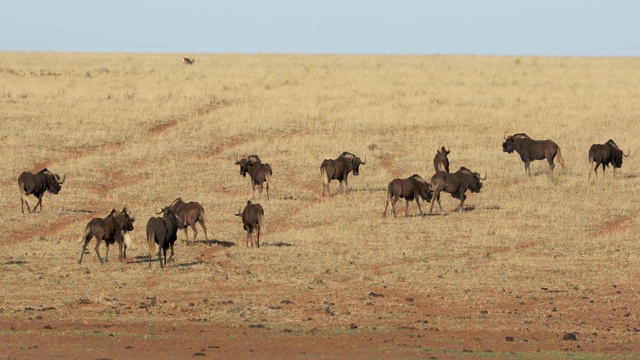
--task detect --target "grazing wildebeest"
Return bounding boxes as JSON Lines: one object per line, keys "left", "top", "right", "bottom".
{"left": 235, "top": 200, "right": 266, "bottom": 248}
{"left": 588, "top": 139, "right": 630, "bottom": 179}
{"left": 503, "top": 133, "right": 566, "bottom": 175}
{"left": 320, "top": 152, "right": 366, "bottom": 196}
{"left": 235, "top": 155, "right": 272, "bottom": 199}
{"left": 383, "top": 174, "right": 433, "bottom": 218}
{"left": 146, "top": 207, "right": 184, "bottom": 268}
{"left": 78, "top": 208, "right": 135, "bottom": 264}
{"left": 18, "top": 168, "right": 66, "bottom": 214}
{"left": 429, "top": 167, "right": 486, "bottom": 213}
{"left": 168, "top": 197, "right": 208, "bottom": 245}
{"left": 433, "top": 146, "right": 450, "bottom": 173}
{"left": 182, "top": 57, "right": 195, "bottom": 65}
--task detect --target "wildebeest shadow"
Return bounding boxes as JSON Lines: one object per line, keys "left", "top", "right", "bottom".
{"left": 3, "top": 260, "right": 29, "bottom": 265}
{"left": 624, "top": 173, "right": 638, "bottom": 179}
{"left": 262, "top": 242, "right": 294, "bottom": 247}
{"left": 197, "top": 239, "right": 235, "bottom": 247}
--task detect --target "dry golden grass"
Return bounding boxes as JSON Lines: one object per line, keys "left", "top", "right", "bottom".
{"left": 1, "top": 52, "right": 640, "bottom": 357}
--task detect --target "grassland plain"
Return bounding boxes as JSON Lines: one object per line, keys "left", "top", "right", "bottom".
{"left": 1, "top": 52, "right": 640, "bottom": 359}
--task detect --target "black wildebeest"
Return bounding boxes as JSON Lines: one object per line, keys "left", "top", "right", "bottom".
{"left": 18, "top": 168, "right": 66, "bottom": 214}
{"left": 429, "top": 167, "right": 486, "bottom": 213}
{"left": 182, "top": 57, "right": 195, "bottom": 65}
{"left": 588, "top": 139, "right": 630, "bottom": 179}
{"left": 320, "top": 152, "right": 366, "bottom": 196}
{"left": 235, "top": 200, "right": 266, "bottom": 248}
{"left": 235, "top": 155, "right": 272, "bottom": 199}
{"left": 146, "top": 207, "right": 184, "bottom": 268}
{"left": 78, "top": 208, "right": 135, "bottom": 264}
{"left": 168, "top": 197, "right": 208, "bottom": 245}
{"left": 383, "top": 174, "right": 433, "bottom": 218}
{"left": 433, "top": 146, "right": 450, "bottom": 173}
{"left": 502, "top": 132, "right": 566, "bottom": 175}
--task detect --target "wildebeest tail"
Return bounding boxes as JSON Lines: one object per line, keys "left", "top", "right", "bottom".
{"left": 556, "top": 147, "right": 566, "bottom": 170}
{"left": 147, "top": 231, "right": 156, "bottom": 259}
{"left": 123, "top": 231, "right": 134, "bottom": 250}
{"left": 78, "top": 225, "right": 91, "bottom": 242}
{"left": 321, "top": 167, "right": 329, "bottom": 187}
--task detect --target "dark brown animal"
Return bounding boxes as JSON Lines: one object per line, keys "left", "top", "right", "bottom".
{"left": 182, "top": 57, "right": 195, "bottom": 65}
{"left": 235, "top": 201, "right": 266, "bottom": 248}
{"left": 78, "top": 208, "right": 135, "bottom": 264}
{"left": 588, "top": 139, "right": 630, "bottom": 178}
{"left": 320, "top": 152, "right": 366, "bottom": 196}
{"left": 146, "top": 207, "right": 184, "bottom": 268}
{"left": 383, "top": 174, "right": 433, "bottom": 217}
{"left": 18, "top": 168, "right": 66, "bottom": 214}
{"left": 168, "top": 198, "right": 208, "bottom": 245}
{"left": 235, "top": 155, "right": 272, "bottom": 199}
{"left": 433, "top": 146, "right": 450, "bottom": 173}
{"left": 429, "top": 167, "right": 486, "bottom": 213}
{"left": 503, "top": 133, "right": 565, "bottom": 175}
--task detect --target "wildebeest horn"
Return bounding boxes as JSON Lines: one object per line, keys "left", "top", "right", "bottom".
{"left": 55, "top": 173, "right": 66, "bottom": 184}
{"left": 479, "top": 171, "right": 487, "bottom": 180}
{"left": 503, "top": 131, "right": 509, "bottom": 140}
{"left": 155, "top": 208, "right": 164, "bottom": 215}
{"left": 360, "top": 157, "right": 366, "bottom": 165}
{"left": 624, "top": 150, "right": 631, "bottom": 157}
{"left": 234, "top": 206, "right": 242, "bottom": 217}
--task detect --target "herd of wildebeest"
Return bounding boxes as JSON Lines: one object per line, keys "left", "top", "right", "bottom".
{"left": 16, "top": 133, "right": 629, "bottom": 267}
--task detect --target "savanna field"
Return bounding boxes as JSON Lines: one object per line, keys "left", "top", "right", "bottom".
{"left": 1, "top": 52, "right": 640, "bottom": 359}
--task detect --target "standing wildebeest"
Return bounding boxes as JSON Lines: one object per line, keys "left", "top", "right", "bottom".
{"left": 146, "top": 207, "right": 184, "bottom": 268}
{"left": 429, "top": 167, "right": 486, "bottom": 213}
{"left": 502, "top": 132, "right": 566, "bottom": 175}
{"left": 588, "top": 139, "right": 630, "bottom": 179}
{"left": 383, "top": 174, "right": 433, "bottom": 217}
{"left": 168, "top": 197, "right": 208, "bottom": 245}
{"left": 235, "top": 155, "right": 272, "bottom": 199}
{"left": 320, "top": 152, "right": 366, "bottom": 196}
{"left": 78, "top": 208, "right": 135, "bottom": 264}
{"left": 18, "top": 168, "right": 66, "bottom": 214}
{"left": 182, "top": 57, "right": 195, "bottom": 65}
{"left": 433, "top": 146, "right": 450, "bottom": 173}
{"left": 235, "top": 200, "right": 266, "bottom": 248}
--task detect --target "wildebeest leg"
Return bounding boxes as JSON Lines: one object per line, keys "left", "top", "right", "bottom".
{"left": 198, "top": 217, "right": 208, "bottom": 243}
{"left": 183, "top": 227, "right": 190, "bottom": 246}
{"left": 78, "top": 230, "right": 92, "bottom": 264}
{"left": 256, "top": 227, "right": 260, "bottom": 248}
{"left": 34, "top": 194, "right": 44, "bottom": 213}
{"left": 456, "top": 194, "right": 467, "bottom": 212}
{"left": 383, "top": 195, "right": 391, "bottom": 217}
{"left": 117, "top": 239, "right": 123, "bottom": 260}
{"left": 20, "top": 191, "right": 32, "bottom": 214}
{"left": 168, "top": 243, "right": 175, "bottom": 262}
{"left": 429, "top": 189, "right": 440, "bottom": 213}
{"left": 160, "top": 247, "right": 166, "bottom": 268}
{"left": 416, "top": 197, "right": 424, "bottom": 216}
{"left": 94, "top": 240, "right": 104, "bottom": 263}
{"left": 547, "top": 156, "right": 555, "bottom": 174}
{"left": 190, "top": 224, "right": 198, "bottom": 246}
{"left": 246, "top": 231, "right": 251, "bottom": 247}
{"left": 104, "top": 243, "right": 110, "bottom": 262}
{"left": 405, "top": 200, "right": 410, "bottom": 217}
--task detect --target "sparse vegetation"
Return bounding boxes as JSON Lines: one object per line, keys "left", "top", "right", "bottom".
{"left": 1, "top": 52, "right": 639, "bottom": 358}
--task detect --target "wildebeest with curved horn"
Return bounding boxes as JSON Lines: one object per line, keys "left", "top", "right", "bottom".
{"left": 429, "top": 167, "right": 486, "bottom": 213}
{"left": 18, "top": 168, "right": 66, "bottom": 214}
{"left": 235, "top": 155, "right": 272, "bottom": 200}
{"left": 383, "top": 174, "right": 433, "bottom": 217}
{"left": 320, "top": 152, "right": 366, "bottom": 196}
{"left": 182, "top": 57, "right": 195, "bottom": 65}
{"left": 146, "top": 206, "right": 184, "bottom": 268}
{"left": 502, "top": 132, "right": 566, "bottom": 175}
{"left": 168, "top": 197, "right": 208, "bottom": 245}
{"left": 235, "top": 200, "right": 266, "bottom": 248}
{"left": 589, "top": 139, "right": 630, "bottom": 179}
{"left": 433, "top": 146, "right": 450, "bottom": 173}
{"left": 78, "top": 208, "right": 135, "bottom": 264}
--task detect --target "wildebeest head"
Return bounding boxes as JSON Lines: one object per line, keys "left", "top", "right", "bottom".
{"left": 117, "top": 207, "right": 135, "bottom": 232}
{"left": 434, "top": 146, "right": 451, "bottom": 172}
{"left": 457, "top": 167, "right": 486, "bottom": 193}
{"left": 607, "top": 139, "right": 630, "bottom": 168}
{"left": 502, "top": 133, "right": 528, "bottom": 154}
{"left": 340, "top": 152, "right": 366, "bottom": 176}
{"left": 235, "top": 155, "right": 262, "bottom": 177}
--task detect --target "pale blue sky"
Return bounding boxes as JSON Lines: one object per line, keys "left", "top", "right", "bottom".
{"left": 1, "top": 1, "right": 638, "bottom": 56}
